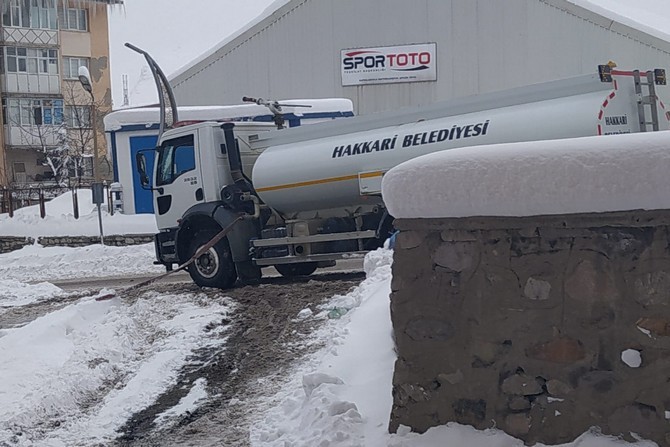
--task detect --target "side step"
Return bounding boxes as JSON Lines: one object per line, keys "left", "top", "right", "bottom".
{"left": 255, "top": 251, "right": 368, "bottom": 266}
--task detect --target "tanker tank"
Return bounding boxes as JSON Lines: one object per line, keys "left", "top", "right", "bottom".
{"left": 252, "top": 73, "right": 670, "bottom": 216}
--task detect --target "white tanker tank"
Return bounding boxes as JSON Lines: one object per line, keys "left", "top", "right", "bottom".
{"left": 252, "top": 69, "right": 670, "bottom": 216}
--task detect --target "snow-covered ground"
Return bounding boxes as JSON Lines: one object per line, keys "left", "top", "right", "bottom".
{"left": 0, "top": 191, "right": 661, "bottom": 446}
{"left": 0, "top": 243, "right": 163, "bottom": 283}
{"left": 0, "top": 287, "right": 233, "bottom": 446}
{"left": 0, "top": 189, "right": 157, "bottom": 237}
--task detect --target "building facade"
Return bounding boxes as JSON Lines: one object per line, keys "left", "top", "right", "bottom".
{"left": 0, "top": 0, "right": 119, "bottom": 187}
{"left": 170, "top": 0, "right": 670, "bottom": 116}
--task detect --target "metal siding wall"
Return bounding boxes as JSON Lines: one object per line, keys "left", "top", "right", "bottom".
{"left": 172, "top": 0, "right": 670, "bottom": 115}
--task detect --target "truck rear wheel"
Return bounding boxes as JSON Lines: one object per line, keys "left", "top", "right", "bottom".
{"left": 187, "top": 231, "right": 237, "bottom": 289}
{"left": 275, "top": 262, "right": 318, "bottom": 278}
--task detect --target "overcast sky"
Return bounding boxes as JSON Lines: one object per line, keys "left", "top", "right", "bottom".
{"left": 107, "top": 0, "right": 670, "bottom": 110}
{"left": 107, "top": 0, "right": 275, "bottom": 108}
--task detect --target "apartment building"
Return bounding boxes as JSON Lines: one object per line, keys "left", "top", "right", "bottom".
{"left": 0, "top": 0, "right": 120, "bottom": 186}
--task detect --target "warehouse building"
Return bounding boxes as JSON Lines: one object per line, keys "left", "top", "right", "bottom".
{"left": 170, "top": 0, "right": 670, "bottom": 115}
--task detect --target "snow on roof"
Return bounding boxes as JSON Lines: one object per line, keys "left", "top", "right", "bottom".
{"left": 170, "top": 0, "right": 290, "bottom": 83}
{"left": 567, "top": 0, "right": 670, "bottom": 44}
{"left": 382, "top": 131, "right": 670, "bottom": 219}
{"left": 104, "top": 98, "right": 353, "bottom": 131}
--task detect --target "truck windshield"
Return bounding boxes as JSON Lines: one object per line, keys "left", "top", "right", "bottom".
{"left": 155, "top": 134, "right": 196, "bottom": 186}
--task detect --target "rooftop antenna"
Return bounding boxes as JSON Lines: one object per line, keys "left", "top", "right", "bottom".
{"left": 122, "top": 74, "right": 129, "bottom": 107}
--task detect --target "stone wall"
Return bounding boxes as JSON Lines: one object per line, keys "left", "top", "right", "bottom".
{"left": 0, "top": 236, "right": 35, "bottom": 254}
{"left": 0, "top": 234, "right": 154, "bottom": 252}
{"left": 37, "top": 234, "right": 154, "bottom": 248}
{"left": 390, "top": 210, "right": 670, "bottom": 446}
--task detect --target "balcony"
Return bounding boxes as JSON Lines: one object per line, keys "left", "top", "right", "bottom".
{"left": 1, "top": 27, "right": 58, "bottom": 46}
{"left": 4, "top": 124, "right": 60, "bottom": 147}
{"left": 1, "top": 72, "right": 60, "bottom": 94}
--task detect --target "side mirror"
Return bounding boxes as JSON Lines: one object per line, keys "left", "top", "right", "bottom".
{"left": 135, "top": 152, "right": 150, "bottom": 188}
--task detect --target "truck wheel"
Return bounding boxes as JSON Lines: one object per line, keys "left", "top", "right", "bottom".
{"left": 275, "top": 262, "right": 318, "bottom": 278}
{"left": 187, "top": 231, "right": 237, "bottom": 289}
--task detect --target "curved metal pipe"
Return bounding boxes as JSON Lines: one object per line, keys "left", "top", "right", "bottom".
{"left": 124, "top": 42, "right": 179, "bottom": 141}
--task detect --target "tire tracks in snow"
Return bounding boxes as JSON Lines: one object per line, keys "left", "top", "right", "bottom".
{"left": 114, "top": 273, "right": 363, "bottom": 446}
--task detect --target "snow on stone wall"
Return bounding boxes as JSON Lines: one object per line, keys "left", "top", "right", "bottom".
{"left": 383, "top": 132, "right": 670, "bottom": 444}
{"left": 382, "top": 131, "right": 670, "bottom": 219}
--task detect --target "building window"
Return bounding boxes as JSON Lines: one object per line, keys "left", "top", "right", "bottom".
{"left": 2, "top": 98, "right": 64, "bottom": 126}
{"left": 58, "top": 6, "right": 87, "bottom": 31}
{"left": 2, "top": 0, "right": 29, "bottom": 28}
{"left": 68, "top": 156, "right": 93, "bottom": 178}
{"left": 64, "top": 105, "right": 91, "bottom": 128}
{"left": 13, "top": 162, "right": 27, "bottom": 183}
{"left": 3, "top": 46, "right": 58, "bottom": 74}
{"left": 2, "top": 0, "right": 56, "bottom": 29}
{"left": 30, "top": 0, "right": 57, "bottom": 29}
{"left": 63, "top": 57, "right": 89, "bottom": 79}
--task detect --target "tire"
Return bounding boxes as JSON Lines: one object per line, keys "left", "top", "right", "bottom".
{"left": 187, "top": 231, "right": 237, "bottom": 289}
{"left": 275, "top": 262, "right": 318, "bottom": 278}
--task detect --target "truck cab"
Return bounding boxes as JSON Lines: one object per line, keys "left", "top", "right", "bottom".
{"left": 151, "top": 122, "right": 273, "bottom": 231}
{"left": 139, "top": 122, "right": 275, "bottom": 288}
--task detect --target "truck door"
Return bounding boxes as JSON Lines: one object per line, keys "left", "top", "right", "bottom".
{"left": 153, "top": 132, "right": 201, "bottom": 229}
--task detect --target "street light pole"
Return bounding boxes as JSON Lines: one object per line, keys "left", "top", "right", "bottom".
{"left": 78, "top": 67, "right": 99, "bottom": 181}
{"left": 90, "top": 95, "right": 100, "bottom": 182}
{"left": 78, "top": 66, "right": 104, "bottom": 245}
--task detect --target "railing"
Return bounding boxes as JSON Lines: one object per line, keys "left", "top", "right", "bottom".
{"left": 0, "top": 183, "right": 119, "bottom": 218}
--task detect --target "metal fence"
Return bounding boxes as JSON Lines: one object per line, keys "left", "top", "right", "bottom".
{"left": 0, "top": 183, "right": 119, "bottom": 218}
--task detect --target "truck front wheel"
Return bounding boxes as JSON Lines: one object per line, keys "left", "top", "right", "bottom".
{"left": 187, "top": 231, "right": 237, "bottom": 289}
{"left": 275, "top": 262, "right": 318, "bottom": 278}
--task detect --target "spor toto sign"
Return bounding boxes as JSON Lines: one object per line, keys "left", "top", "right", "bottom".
{"left": 341, "top": 43, "right": 437, "bottom": 86}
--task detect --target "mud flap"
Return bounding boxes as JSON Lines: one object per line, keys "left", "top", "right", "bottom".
{"left": 212, "top": 206, "right": 259, "bottom": 263}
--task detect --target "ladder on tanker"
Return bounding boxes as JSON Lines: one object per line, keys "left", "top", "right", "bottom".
{"left": 633, "top": 69, "right": 666, "bottom": 132}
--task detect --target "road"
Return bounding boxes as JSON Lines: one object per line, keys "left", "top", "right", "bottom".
{"left": 50, "top": 258, "right": 365, "bottom": 291}
{"left": 2, "top": 258, "right": 367, "bottom": 446}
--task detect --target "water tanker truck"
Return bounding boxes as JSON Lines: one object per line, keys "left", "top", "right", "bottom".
{"left": 136, "top": 65, "right": 670, "bottom": 288}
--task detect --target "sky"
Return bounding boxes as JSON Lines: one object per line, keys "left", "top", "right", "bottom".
{"left": 107, "top": 0, "right": 276, "bottom": 108}
{"left": 106, "top": 0, "right": 670, "bottom": 110}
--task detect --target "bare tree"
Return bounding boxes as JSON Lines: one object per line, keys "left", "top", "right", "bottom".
{"left": 7, "top": 82, "right": 109, "bottom": 186}
{"left": 61, "top": 81, "right": 112, "bottom": 182}
{"left": 7, "top": 100, "right": 70, "bottom": 185}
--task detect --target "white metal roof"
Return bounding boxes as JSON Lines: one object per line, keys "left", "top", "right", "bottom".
{"left": 104, "top": 98, "right": 354, "bottom": 131}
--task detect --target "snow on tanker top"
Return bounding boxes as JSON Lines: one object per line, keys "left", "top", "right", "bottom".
{"left": 381, "top": 131, "right": 670, "bottom": 219}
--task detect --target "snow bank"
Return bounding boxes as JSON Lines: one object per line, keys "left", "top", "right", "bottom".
{"left": 0, "top": 189, "right": 158, "bottom": 237}
{"left": 252, "top": 248, "right": 394, "bottom": 446}
{"left": 0, "top": 291, "right": 232, "bottom": 446}
{"left": 382, "top": 131, "right": 670, "bottom": 219}
{"left": 0, "top": 280, "right": 65, "bottom": 309}
{"left": 0, "top": 243, "right": 163, "bottom": 282}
